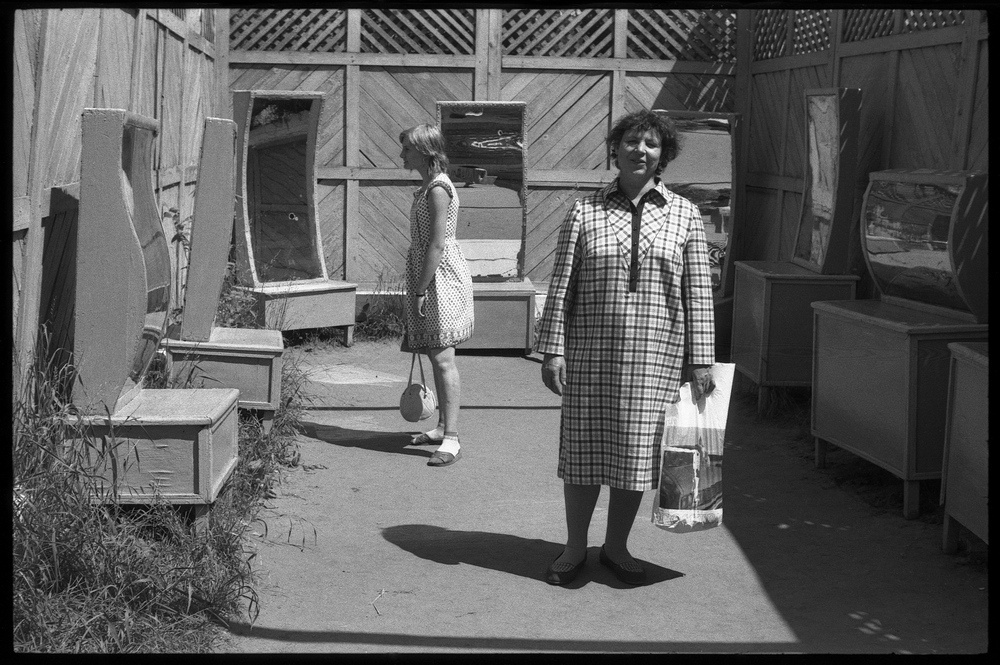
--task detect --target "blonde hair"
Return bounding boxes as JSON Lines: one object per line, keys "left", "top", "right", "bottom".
{"left": 399, "top": 124, "right": 450, "bottom": 175}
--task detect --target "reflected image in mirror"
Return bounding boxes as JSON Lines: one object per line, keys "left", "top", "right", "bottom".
{"left": 794, "top": 95, "right": 837, "bottom": 270}
{"left": 656, "top": 113, "right": 733, "bottom": 294}
{"left": 863, "top": 179, "right": 966, "bottom": 312}
{"left": 246, "top": 97, "right": 322, "bottom": 283}
{"left": 122, "top": 123, "right": 170, "bottom": 383}
{"left": 438, "top": 102, "right": 527, "bottom": 281}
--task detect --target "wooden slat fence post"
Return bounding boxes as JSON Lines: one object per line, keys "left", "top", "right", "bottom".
{"left": 732, "top": 8, "right": 754, "bottom": 287}
{"left": 951, "top": 10, "right": 983, "bottom": 171}
{"left": 130, "top": 9, "right": 147, "bottom": 113}
{"left": 15, "top": 8, "right": 52, "bottom": 391}
{"left": 487, "top": 8, "right": 502, "bottom": 100}
{"left": 610, "top": 9, "right": 628, "bottom": 141}
{"left": 215, "top": 8, "right": 230, "bottom": 118}
{"left": 344, "top": 9, "right": 362, "bottom": 282}
{"left": 475, "top": 9, "right": 489, "bottom": 100}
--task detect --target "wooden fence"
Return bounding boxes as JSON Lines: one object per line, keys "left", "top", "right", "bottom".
{"left": 226, "top": 8, "right": 742, "bottom": 288}
{"left": 12, "top": 8, "right": 228, "bottom": 386}
{"left": 12, "top": 8, "right": 989, "bottom": 383}
{"left": 739, "top": 8, "right": 989, "bottom": 296}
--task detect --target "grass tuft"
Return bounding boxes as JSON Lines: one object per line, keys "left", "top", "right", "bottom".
{"left": 12, "top": 326, "right": 308, "bottom": 653}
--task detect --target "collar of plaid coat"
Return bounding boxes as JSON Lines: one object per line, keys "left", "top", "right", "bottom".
{"left": 599, "top": 177, "right": 677, "bottom": 274}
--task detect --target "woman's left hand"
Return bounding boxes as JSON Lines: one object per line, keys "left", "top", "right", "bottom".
{"left": 690, "top": 366, "right": 715, "bottom": 401}
{"left": 415, "top": 294, "right": 427, "bottom": 318}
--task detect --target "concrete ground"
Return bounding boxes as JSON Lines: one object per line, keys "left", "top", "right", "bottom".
{"left": 219, "top": 339, "right": 988, "bottom": 654}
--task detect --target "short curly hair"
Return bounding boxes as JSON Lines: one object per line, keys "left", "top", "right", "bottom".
{"left": 607, "top": 110, "right": 680, "bottom": 176}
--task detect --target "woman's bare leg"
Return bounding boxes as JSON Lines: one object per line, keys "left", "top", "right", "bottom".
{"left": 426, "top": 345, "right": 460, "bottom": 436}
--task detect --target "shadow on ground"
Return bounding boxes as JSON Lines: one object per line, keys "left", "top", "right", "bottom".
{"left": 298, "top": 421, "right": 430, "bottom": 458}
{"left": 380, "top": 524, "right": 685, "bottom": 589}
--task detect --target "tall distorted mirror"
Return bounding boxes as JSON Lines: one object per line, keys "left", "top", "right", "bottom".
{"left": 654, "top": 110, "right": 740, "bottom": 299}
{"left": 123, "top": 120, "right": 171, "bottom": 385}
{"left": 791, "top": 88, "right": 861, "bottom": 275}
{"left": 436, "top": 101, "right": 527, "bottom": 281}
{"left": 234, "top": 91, "right": 326, "bottom": 285}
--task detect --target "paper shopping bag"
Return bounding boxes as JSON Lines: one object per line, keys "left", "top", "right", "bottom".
{"left": 652, "top": 363, "right": 735, "bottom": 533}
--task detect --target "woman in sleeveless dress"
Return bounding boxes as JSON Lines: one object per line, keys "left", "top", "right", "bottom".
{"left": 399, "top": 124, "right": 475, "bottom": 467}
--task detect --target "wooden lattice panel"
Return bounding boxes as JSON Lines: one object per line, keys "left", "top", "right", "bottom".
{"left": 843, "top": 9, "right": 895, "bottom": 42}
{"left": 627, "top": 9, "right": 737, "bottom": 62}
{"left": 843, "top": 9, "right": 966, "bottom": 42}
{"left": 230, "top": 9, "right": 347, "bottom": 52}
{"left": 361, "top": 9, "right": 474, "bottom": 55}
{"left": 901, "top": 10, "right": 965, "bottom": 32}
{"left": 754, "top": 9, "right": 787, "bottom": 60}
{"left": 502, "top": 9, "right": 614, "bottom": 58}
{"left": 792, "top": 10, "right": 831, "bottom": 54}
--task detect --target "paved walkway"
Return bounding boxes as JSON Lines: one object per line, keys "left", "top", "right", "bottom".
{"left": 220, "top": 341, "right": 988, "bottom": 654}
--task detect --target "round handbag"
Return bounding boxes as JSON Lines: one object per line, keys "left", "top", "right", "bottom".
{"left": 400, "top": 353, "right": 437, "bottom": 422}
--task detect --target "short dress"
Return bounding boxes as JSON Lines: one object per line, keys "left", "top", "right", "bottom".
{"left": 405, "top": 173, "right": 475, "bottom": 350}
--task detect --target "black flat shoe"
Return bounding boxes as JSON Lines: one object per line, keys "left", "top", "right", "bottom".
{"left": 599, "top": 546, "right": 647, "bottom": 585}
{"left": 545, "top": 554, "right": 586, "bottom": 586}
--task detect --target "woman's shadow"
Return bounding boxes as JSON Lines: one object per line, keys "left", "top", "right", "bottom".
{"left": 298, "top": 420, "right": 433, "bottom": 459}
{"left": 382, "top": 524, "right": 684, "bottom": 588}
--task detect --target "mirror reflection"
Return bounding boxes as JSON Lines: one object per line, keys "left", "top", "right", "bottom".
{"left": 122, "top": 123, "right": 170, "bottom": 382}
{"left": 863, "top": 178, "right": 967, "bottom": 312}
{"left": 246, "top": 97, "right": 322, "bottom": 282}
{"left": 794, "top": 94, "right": 837, "bottom": 270}
{"left": 438, "top": 102, "right": 527, "bottom": 281}
{"left": 655, "top": 111, "right": 733, "bottom": 295}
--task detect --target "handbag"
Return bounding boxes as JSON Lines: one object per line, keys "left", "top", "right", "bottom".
{"left": 399, "top": 353, "right": 437, "bottom": 422}
{"left": 652, "top": 363, "right": 735, "bottom": 533}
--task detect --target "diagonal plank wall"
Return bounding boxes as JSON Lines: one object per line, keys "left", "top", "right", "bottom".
{"left": 226, "top": 8, "right": 741, "bottom": 290}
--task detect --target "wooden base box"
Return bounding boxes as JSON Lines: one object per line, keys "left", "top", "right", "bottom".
{"left": 941, "top": 342, "right": 989, "bottom": 551}
{"left": 811, "top": 300, "right": 987, "bottom": 518}
{"left": 732, "top": 261, "right": 859, "bottom": 396}
{"left": 70, "top": 388, "right": 239, "bottom": 530}
{"left": 463, "top": 280, "right": 535, "bottom": 354}
{"left": 164, "top": 327, "right": 284, "bottom": 430}
{"left": 242, "top": 279, "right": 357, "bottom": 342}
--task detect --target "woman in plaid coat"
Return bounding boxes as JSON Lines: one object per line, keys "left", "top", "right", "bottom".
{"left": 536, "top": 110, "right": 716, "bottom": 586}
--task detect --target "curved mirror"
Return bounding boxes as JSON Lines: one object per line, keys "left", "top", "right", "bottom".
{"left": 123, "top": 123, "right": 171, "bottom": 383}
{"left": 247, "top": 97, "right": 323, "bottom": 282}
{"left": 655, "top": 111, "right": 733, "bottom": 296}
{"left": 794, "top": 94, "right": 837, "bottom": 269}
{"left": 438, "top": 101, "right": 526, "bottom": 281}
{"left": 863, "top": 178, "right": 967, "bottom": 312}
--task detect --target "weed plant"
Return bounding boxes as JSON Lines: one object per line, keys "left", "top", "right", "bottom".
{"left": 12, "top": 322, "right": 308, "bottom": 652}
{"left": 215, "top": 260, "right": 261, "bottom": 330}
{"left": 354, "top": 272, "right": 406, "bottom": 343}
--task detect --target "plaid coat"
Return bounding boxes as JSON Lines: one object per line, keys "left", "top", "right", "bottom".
{"left": 535, "top": 178, "right": 716, "bottom": 490}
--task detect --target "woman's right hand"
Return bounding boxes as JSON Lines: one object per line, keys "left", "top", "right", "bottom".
{"left": 541, "top": 354, "right": 566, "bottom": 396}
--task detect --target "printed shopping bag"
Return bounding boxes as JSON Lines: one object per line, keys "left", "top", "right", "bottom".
{"left": 652, "top": 363, "right": 735, "bottom": 533}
